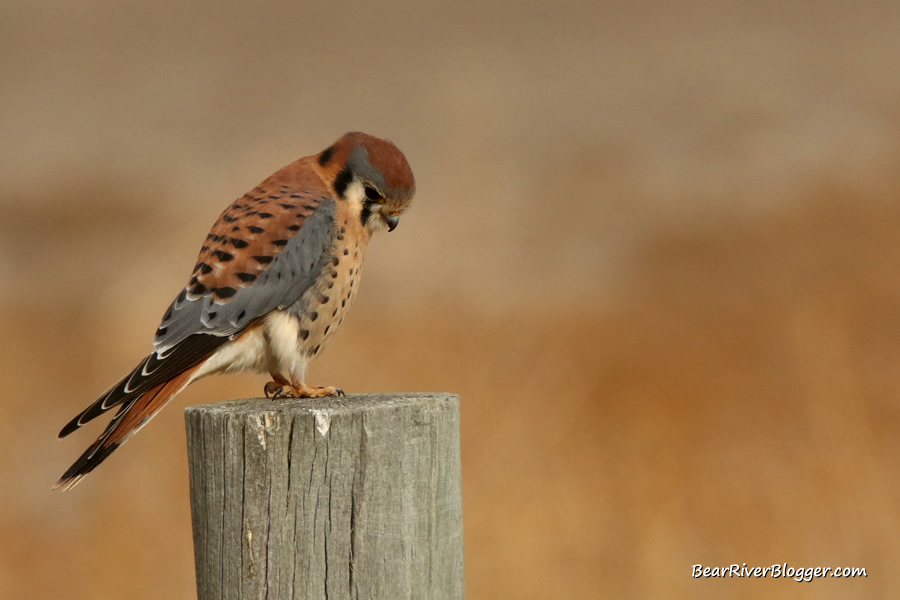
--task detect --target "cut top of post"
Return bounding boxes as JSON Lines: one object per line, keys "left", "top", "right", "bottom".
{"left": 185, "top": 392, "right": 457, "bottom": 418}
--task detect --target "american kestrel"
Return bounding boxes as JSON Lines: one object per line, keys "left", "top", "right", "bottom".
{"left": 55, "top": 132, "right": 415, "bottom": 490}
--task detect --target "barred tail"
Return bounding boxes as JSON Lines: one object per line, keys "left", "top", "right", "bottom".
{"left": 53, "top": 365, "right": 199, "bottom": 491}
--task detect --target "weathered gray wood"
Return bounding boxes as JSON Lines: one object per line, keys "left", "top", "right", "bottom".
{"left": 185, "top": 393, "right": 464, "bottom": 600}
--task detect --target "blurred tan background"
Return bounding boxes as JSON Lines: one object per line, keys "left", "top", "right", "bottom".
{"left": 2, "top": 0, "right": 899, "bottom": 598}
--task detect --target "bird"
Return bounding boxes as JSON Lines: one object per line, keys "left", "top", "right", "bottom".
{"left": 54, "top": 131, "right": 416, "bottom": 490}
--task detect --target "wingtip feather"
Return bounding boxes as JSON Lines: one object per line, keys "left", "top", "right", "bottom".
{"left": 58, "top": 417, "right": 80, "bottom": 439}
{"left": 52, "top": 475, "right": 82, "bottom": 492}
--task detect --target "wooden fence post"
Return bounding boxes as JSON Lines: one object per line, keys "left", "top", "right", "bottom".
{"left": 184, "top": 393, "right": 464, "bottom": 600}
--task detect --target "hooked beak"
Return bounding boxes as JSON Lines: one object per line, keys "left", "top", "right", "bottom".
{"left": 383, "top": 214, "right": 400, "bottom": 232}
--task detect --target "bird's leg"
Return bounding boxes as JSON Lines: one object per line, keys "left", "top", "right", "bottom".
{"left": 265, "top": 373, "right": 344, "bottom": 398}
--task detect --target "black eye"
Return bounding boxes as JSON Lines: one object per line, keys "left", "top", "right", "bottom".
{"left": 364, "top": 186, "right": 382, "bottom": 201}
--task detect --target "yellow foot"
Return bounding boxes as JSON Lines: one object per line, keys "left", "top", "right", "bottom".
{"left": 264, "top": 382, "right": 345, "bottom": 399}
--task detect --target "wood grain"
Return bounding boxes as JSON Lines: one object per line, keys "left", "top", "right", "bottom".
{"left": 185, "top": 393, "right": 464, "bottom": 599}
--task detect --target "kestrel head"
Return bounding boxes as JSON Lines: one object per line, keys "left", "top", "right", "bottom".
{"left": 317, "top": 132, "right": 416, "bottom": 232}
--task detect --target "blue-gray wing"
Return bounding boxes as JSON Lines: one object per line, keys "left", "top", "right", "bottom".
{"left": 58, "top": 164, "right": 338, "bottom": 438}
{"left": 154, "top": 194, "right": 336, "bottom": 352}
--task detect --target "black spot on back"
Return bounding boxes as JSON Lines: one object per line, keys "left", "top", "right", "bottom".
{"left": 214, "top": 286, "right": 238, "bottom": 300}
{"left": 247, "top": 225, "right": 264, "bottom": 234}
{"left": 211, "top": 250, "right": 234, "bottom": 262}
{"left": 258, "top": 212, "right": 274, "bottom": 219}
{"left": 253, "top": 255, "right": 274, "bottom": 264}
{"left": 194, "top": 262, "right": 213, "bottom": 275}
{"left": 236, "top": 272, "right": 257, "bottom": 283}
{"left": 272, "top": 239, "right": 289, "bottom": 247}
{"left": 223, "top": 214, "right": 238, "bottom": 223}
{"left": 231, "top": 238, "right": 249, "bottom": 249}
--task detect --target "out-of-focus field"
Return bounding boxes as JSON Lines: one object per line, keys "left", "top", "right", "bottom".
{"left": 2, "top": 1, "right": 900, "bottom": 598}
